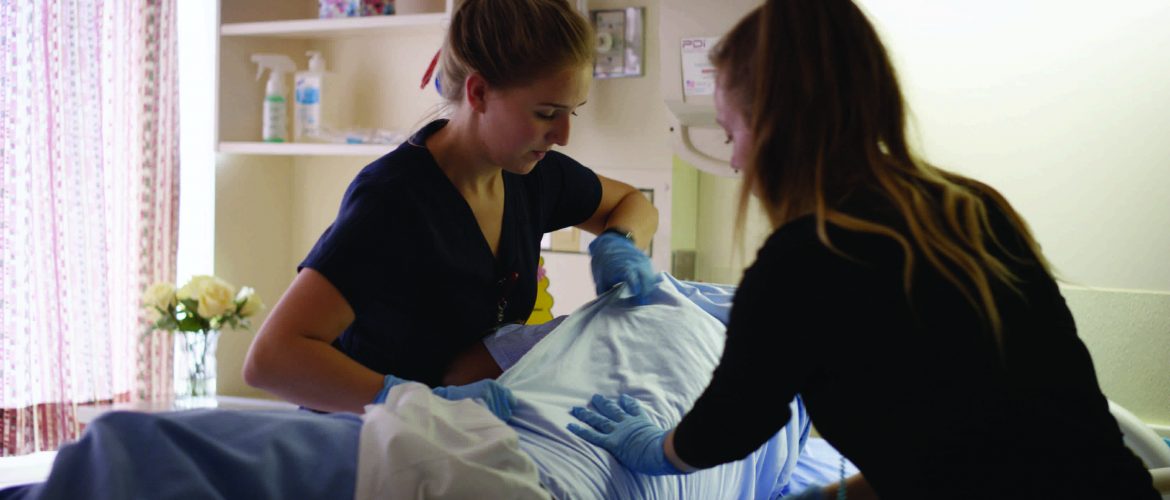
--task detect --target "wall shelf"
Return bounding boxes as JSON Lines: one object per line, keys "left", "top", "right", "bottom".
{"left": 218, "top": 141, "right": 396, "bottom": 156}
{"left": 221, "top": 14, "right": 448, "bottom": 39}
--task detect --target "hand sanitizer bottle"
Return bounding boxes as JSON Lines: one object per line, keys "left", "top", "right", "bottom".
{"left": 250, "top": 54, "right": 296, "bottom": 143}
{"left": 295, "top": 51, "right": 326, "bottom": 141}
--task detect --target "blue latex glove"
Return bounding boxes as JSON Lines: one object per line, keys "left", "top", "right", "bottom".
{"left": 373, "top": 376, "right": 517, "bottom": 422}
{"left": 431, "top": 379, "right": 518, "bottom": 422}
{"left": 589, "top": 232, "right": 660, "bottom": 303}
{"left": 372, "top": 374, "right": 408, "bottom": 405}
{"left": 566, "top": 394, "right": 684, "bottom": 476}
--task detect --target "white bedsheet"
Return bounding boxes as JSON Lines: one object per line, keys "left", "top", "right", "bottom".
{"left": 357, "top": 383, "right": 547, "bottom": 499}
{"left": 498, "top": 274, "right": 809, "bottom": 499}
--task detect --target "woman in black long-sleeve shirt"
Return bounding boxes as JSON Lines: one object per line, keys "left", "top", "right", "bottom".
{"left": 566, "top": 1, "right": 1159, "bottom": 498}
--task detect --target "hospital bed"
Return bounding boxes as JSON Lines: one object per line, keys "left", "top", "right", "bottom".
{"left": 2, "top": 275, "right": 1167, "bottom": 499}
{"left": 0, "top": 276, "right": 835, "bottom": 500}
{"left": 1112, "top": 401, "right": 1170, "bottom": 497}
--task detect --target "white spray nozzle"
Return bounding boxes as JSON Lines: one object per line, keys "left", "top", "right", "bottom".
{"left": 306, "top": 51, "right": 326, "bottom": 73}
{"left": 251, "top": 53, "right": 297, "bottom": 81}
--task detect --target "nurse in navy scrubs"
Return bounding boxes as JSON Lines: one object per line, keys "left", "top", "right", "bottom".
{"left": 243, "top": 0, "right": 658, "bottom": 415}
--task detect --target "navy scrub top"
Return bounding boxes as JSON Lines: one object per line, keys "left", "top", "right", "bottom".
{"left": 300, "top": 120, "right": 603, "bottom": 386}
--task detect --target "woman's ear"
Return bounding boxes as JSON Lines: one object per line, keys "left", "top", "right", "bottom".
{"left": 465, "top": 72, "right": 489, "bottom": 114}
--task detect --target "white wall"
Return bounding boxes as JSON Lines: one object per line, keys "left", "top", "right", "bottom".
{"left": 1064, "top": 287, "right": 1170, "bottom": 427}
{"left": 858, "top": 0, "right": 1170, "bottom": 292}
{"left": 691, "top": 0, "right": 1170, "bottom": 426}
{"left": 856, "top": 0, "right": 1170, "bottom": 425}
{"left": 558, "top": 0, "right": 674, "bottom": 173}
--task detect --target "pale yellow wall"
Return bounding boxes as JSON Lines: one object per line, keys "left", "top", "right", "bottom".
{"left": 671, "top": 156, "right": 698, "bottom": 251}
{"left": 290, "top": 157, "right": 372, "bottom": 268}
{"left": 693, "top": 170, "right": 770, "bottom": 285}
{"left": 213, "top": 154, "right": 294, "bottom": 399}
{"left": 319, "top": 29, "right": 446, "bottom": 133}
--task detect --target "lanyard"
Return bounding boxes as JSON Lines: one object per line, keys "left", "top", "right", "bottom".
{"left": 496, "top": 271, "right": 519, "bottom": 324}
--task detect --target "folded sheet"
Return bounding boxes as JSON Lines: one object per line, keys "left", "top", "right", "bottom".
{"left": 357, "top": 382, "right": 547, "bottom": 499}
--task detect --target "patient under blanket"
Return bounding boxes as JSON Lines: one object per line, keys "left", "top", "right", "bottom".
{"left": 488, "top": 275, "right": 810, "bottom": 499}
{"left": 1, "top": 275, "right": 814, "bottom": 500}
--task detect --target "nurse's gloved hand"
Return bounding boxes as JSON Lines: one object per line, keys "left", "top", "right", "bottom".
{"left": 372, "top": 374, "right": 409, "bottom": 405}
{"left": 432, "top": 379, "right": 518, "bottom": 422}
{"left": 589, "top": 232, "right": 659, "bottom": 303}
{"left": 567, "top": 394, "right": 684, "bottom": 476}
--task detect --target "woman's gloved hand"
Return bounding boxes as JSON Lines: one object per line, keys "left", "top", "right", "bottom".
{"left": 567, "top": 394, "right": 683, "bottom": 476}
{"left": 372, "top": 374, "right": 409, "bottom": 405}
{"left": 589, "top": 231, "right": 659, "bottom": 303}
{"left": 431, "top": 379, "right": 518, "bottom": 422}
{"left": 373, "top": 375, "right": 517, "bottom": 422}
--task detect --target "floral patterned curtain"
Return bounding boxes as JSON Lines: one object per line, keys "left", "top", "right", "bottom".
{"left": 0, "top": 0, "right": 179, "bottom": 456}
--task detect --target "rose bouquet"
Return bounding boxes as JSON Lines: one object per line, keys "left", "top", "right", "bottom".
{"left": 142, "top": 275, "right": 263, "bottom": 333}
{"left": 141, "top": 275, "right": 264, "bottom": 398}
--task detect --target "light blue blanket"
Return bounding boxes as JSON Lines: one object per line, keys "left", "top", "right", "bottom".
{"left": 1, "top": 274, "right": 822, "bottom": 500}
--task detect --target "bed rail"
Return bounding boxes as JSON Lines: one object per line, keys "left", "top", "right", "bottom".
{"left": 1108, "top": 400, "right": 1170, "bottom": 495}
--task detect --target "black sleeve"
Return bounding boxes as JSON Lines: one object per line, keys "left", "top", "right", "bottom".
{"left": 299, "top": 174, "right": 398, "bottom": 314}
{"left": 673, "top": 227, "right": 826, "bottom": 469}
{"left": 533, "top": 151, "right": 602, "bottom": 232}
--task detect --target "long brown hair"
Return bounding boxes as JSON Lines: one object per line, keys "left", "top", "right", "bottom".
{"left": 439, "top": 0, "right": 593, "bottom": 103}
{"left": 712, "top": 0, "right": 1053, "bottom": 343}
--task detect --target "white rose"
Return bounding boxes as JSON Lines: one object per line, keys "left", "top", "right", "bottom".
{"left": 142, "top": 282, "right": 176, "bottom": 311}
{"left": 177, "top": 275, "right": 213, "bottom": 301}
{"left": 179, "top": 275, "right": 236, "bottom": 319}
{"left": 197, "top": 277, "right": 236, "bottom": 319}
{"left": 146, "top": 309, "right": 162, "bottom": 322}
{"left": 236, "top": 287, "right": 264, "bottom": 317}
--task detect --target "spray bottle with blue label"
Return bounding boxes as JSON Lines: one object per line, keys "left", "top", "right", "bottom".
{"left": 295, "top": 51, "right": 326, "bottom": 141}
{"left": 251, "top": 54, "right": 296, "bottom": 143}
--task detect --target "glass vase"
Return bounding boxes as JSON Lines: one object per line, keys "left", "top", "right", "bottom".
{"left": 177, "top": 329, "right": 220, "bottom": 399}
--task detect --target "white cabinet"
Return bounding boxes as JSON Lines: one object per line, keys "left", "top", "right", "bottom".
{"left": 216, "top": 0, "right": 453, "bottom": 156}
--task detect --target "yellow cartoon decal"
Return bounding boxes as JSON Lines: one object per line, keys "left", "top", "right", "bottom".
{"left": 528, "top": 256, "right": 555, "bottom": 325}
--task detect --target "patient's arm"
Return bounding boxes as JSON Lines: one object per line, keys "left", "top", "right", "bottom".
{"left": 442, "top": 340, "right": 503, "bottom": 386}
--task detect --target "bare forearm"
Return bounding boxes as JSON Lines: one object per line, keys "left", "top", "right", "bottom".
{"left": 605, "top": 190, "right": 658, "bottom": 251}
{"left": 244, "top": 334, "right": 383, "bottom": 414}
